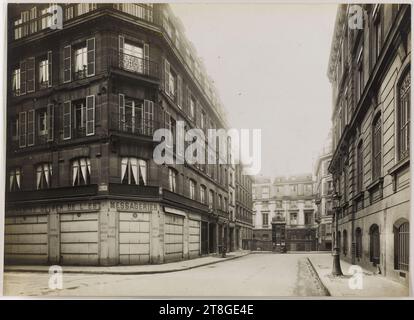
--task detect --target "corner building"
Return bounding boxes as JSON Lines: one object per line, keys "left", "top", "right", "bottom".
{"left": 327, "top": 4, "right": 410, "bottom": 285}
{"left": 5, "top": 3, "right": 242, "bottom": 265}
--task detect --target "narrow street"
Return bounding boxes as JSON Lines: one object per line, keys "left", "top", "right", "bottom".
{"left": 3, "top": 254, "right": 328, "bottom": 297}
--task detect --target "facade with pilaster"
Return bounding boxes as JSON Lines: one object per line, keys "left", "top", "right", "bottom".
{"left": 327, "top": 4, "right": 410, "bottom": 285}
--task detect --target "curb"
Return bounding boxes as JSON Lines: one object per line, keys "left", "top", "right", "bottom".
{"left": 4, "top": 253, "right": 250, "bottom": 275}
{"left": 306, "top": 257, "right": 332, "bottom": 296}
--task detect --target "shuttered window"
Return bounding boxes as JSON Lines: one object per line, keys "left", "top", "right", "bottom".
{"left": 86, "top": 37, "right": 95, "bottom": 76}
{"left": 18, "top": 111, "right": 27, "bottom": 148}
{"left": 20, "top": 60, "right": 27, "bottom": 95}
{"left": 372, "top": 115, "right": 382, "bottom": 180}
{"left": 26, "top": 57, "right": 35, "bottom": 93}
{"left": 85, "top": 95, "right": 95, "bottom": 136}
{"left": 47, "top": 104, "right": 54, "bottom": 141}
{"left": 27, "top": 109, "right": 35, "bottom": 146}
{"left": 63, "top": 101, "right": 71, "bottom": 140}
{"left": 63, "top": 45, "right": 72, "bottom": 82}
{"left": 143, "top": 99, "right": 154, "bottom": 135}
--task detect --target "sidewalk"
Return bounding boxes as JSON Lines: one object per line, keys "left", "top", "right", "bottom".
{"left": 308, "top": 254, "right": 410, "bottom": 297}
{"left": 5, "top": 250, "right": 250, "bottom": 275}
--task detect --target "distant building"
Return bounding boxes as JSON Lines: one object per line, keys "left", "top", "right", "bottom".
{"left": 314, "top": 132, "right": 334, "bottom": 251}
{"left": 327, "top": 4, "right": 410, "bottom": 286}
{"left": 253, "top": 174, "right": 317, "bottom": 251}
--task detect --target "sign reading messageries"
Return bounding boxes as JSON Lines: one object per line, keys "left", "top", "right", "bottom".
{"left": 110, "top": 201, "right": 158, "bottom": 212}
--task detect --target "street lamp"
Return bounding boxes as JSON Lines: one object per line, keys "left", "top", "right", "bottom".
{"left": 331, "top": 191, "right": 343, "bottom": 276}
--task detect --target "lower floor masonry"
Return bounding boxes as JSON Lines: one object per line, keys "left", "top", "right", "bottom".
{"left": 4, "top": 199, "right": 252, "bottom": 266}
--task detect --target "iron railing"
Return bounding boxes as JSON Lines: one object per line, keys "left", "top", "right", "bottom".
{"left": 110, "top": 112, "right": 159, "bottom": 137}
{"left": 108, "top": 49, "right": 159, "bottom": 79}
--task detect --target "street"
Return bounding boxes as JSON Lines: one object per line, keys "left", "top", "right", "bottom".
{"left": 3, "top": 254, "right": 328, "bottom": 297}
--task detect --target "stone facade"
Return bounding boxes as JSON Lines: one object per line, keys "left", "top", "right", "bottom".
{"left": 327, "top": 4, "right": 410, "bottom": 286}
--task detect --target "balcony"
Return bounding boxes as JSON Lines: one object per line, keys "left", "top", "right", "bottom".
{"left": 9, "top": 133, "right": 51, "bottom": 152}
{"left": 109, "top": 113, "right": 160, "bottom": 139}
{"left": 163, "top": 189, "right": 209, "bottom": 212}
{"left": 7, "top": 184, "right": 98, "bottom": 203}
{"left": 108, "top": 183, "right": 159, "bottom": 198}
{"left": 108, "top": 50, "right": 160, "bottom": 81}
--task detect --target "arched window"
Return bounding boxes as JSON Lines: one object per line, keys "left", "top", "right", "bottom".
{"left": 369, "top": 224, "right": 380, "bottom": 266}
{"left": 397, "top": 70, "right": 410, "bottom": 160}
{"left": 343, "top": 230, "right": 348, "bottom": 256}
{"left": 372, "top": 114, "right": 382, "bottom": 180}
{"left": 394, "top": 220, "right": 409, "bottom": 271}
{"left": 355, "top": 228, "right": 363, "bottom": 259}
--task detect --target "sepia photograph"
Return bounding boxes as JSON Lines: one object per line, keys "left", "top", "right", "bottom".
{"left": 0, "top": 1, "right": 412, "bottom": 301}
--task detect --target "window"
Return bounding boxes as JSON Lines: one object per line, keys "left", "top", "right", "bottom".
{"left": 218, "top": 194, "right": 222, "bottom": 209}
{"left": 164, "top": 59, "right": 177, "bottom": 99}
{"left": 262, "top": 213, "right": 269, "bottom": 226}
{"left": 200, "top": 185, "right": 206, "bottom": 204}
{"left": 9, "top": 168, "right": 22, "bottom": 191}
{"left": 189, "top": 96, "right": 195, "bottom": 119}
{"left": 63, "top": 96, "right": 95, "bottom": 139}
{"left": 74, "top": 46, "right": 87, "bottom": 78}
{"left": 291, "top": 184, "right": 296, "bottom": 192}
{"left": 356, "top": 142, "right": 363, "bottom": 192}
{"left": 168, "top": 168, "right": 177, "bottom": 192}
{"left": 398, "top": 71, "right": 410, "bottom": 160}
{"left": 369, "top": 224, "right": 380, "bottom": 265}
{"left": 356, "top": 45, "right": 364, "bottom": 100}
{"left": 12, "top": 67, "right": 21, "bottom": 96}
{"left": 305, "top": 212, "right": 313, "bottom": 225}
{"left": 119, "top": 38, "right": 147, "bottom": 74}
{"left": 189, "top": 179, "right": 196, "bottom": 200}
{"left": 38, "top": 51, "right": 52, "bottom": 89}
{"left": 121, "top": 157, "right": 147, "bottom": 186}
{"left": 37, "top": 109, "right": 47, "bottom": 137}
{"left": 372, "top": 114, "right": 382, "bottom": 180}
{"left": 290, "top": 213, "right": 298, "bottom": 225}
{"left": 372, "top": 5, "right": 382, "bottom": 62}
{"left": 356, "top": 228, "right": 362, "bottom": 259}
{"left": 35, "top": 163, "right": 52, "bottom": 190}
{"left": 342, "top": 230, "right": 348, "bottom": 256}
{"left": 71, "top": 158, "right": 91, "bottom": 186}
{"left": 209, "top": 190, "right": 214, "bottom": 209}
{"left": 114, "top": 3, "right": 153, "bottom": 22}
{"left": 394, "top": 221, "right": 409, "bottom": 271}
{"left": 63, "top": 38, "right": 95, "bottom": 82}
{"left": 262, "top": 186, "right": 270, "bottom": 198}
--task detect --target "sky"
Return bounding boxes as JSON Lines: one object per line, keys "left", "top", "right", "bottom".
{"left": 171, "top": 3, "right": 337, "bottom": 177}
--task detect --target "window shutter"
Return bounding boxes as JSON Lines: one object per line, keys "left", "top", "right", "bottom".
{"left": 63, "top": 101, "right": 71, "bottom": 139}
{"left": 27, "top": 109, "right": 35, "bottom": 146}
{"left": 144, "top": 100, "right": 154, "bottom": 135}
{"left": 144, "top": 43, "right": 149, "bottom": 75}
{"left": 164, "top": 59, "right": 170, "bottom": 95}
{"left": 86, "top": 37, "right": 95, "bottom": 76}
{"left": 63, "top": 45, "right": 71, "bottom": 83}
{"left": 177, "top": 74, "right": 182, "bottom": 108}
{"left": 47, "top": 51, "right": 53, "bottom": 86}
{"left": 18, "top": 112, "right": 27, "bottom": 148}
{"left": 119, "top": 35, "right": 124, "bottom": 69}
{"left": 20, "top": 60, "right": 27, "bottom": 95}
{"left": 86, "top": 95, "right": 95, "bottom": 136}
{"left": 47, "top": 104, "right": 54, "bottom": 141}
{"left": 119, "top": 93, "right": 125, "bottom": 130}
{"left": 26, "top": 57, "right": 35, "bottom": 93}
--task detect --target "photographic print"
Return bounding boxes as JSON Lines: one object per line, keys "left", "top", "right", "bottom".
{"left": 1, "top": 1, "right": 411, "bottom": 300}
